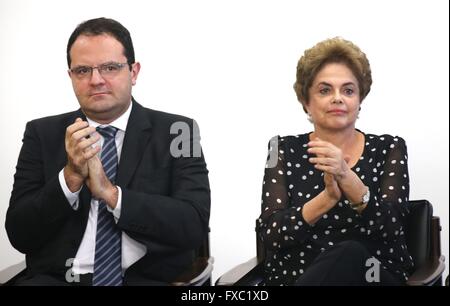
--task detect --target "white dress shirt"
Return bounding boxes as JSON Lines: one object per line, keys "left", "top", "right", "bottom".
{"left": 58, "top": 102, "right": 146, "bottom": 275}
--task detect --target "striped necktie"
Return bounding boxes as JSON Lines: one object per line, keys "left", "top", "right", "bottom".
{"left": 92, "top": 126, "right": 122, "bottom": 286}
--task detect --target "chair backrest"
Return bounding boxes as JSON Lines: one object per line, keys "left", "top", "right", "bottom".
{"left": 405, "top": 200, "right": 435, "bottom": 269}
{"left": 171, "top": 230, "right": 213, "bottom": 286}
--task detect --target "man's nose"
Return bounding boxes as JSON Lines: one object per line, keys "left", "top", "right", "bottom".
{"left": 89, "top": 68, "right": 106, "bottom": 85}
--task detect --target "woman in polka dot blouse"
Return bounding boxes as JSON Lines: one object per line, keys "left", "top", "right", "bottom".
{"left": 257, "top": 37, "right": 413, "bottom": 286}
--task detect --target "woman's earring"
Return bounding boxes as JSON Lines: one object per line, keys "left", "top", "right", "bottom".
{"left": 307, "top": 113, "right": 313, "bottom": 123}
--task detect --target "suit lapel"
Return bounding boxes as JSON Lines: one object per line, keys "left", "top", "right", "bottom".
{"left": 116, "top": 101, "right": 152, "bottom": 187}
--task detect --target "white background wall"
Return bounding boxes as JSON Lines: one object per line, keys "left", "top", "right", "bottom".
{"left": 1, "top": 0, "right": 448, "bottom": 283}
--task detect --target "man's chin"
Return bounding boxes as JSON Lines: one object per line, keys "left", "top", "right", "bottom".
{"left": 80, "top": 98, "right": 130, "bottom": 123}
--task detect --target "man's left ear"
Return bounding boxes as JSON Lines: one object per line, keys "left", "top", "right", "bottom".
{"left": 131, "top": 62, "right": 141, "bottom": 86}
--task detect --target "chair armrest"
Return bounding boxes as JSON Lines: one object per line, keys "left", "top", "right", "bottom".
{"left": 215, "top": 257, "right": 261, "bottom": 286}
{"left": 407, "top": 255, "right": 445, "bottom": 286}
{"left": 0, "top": 261, "right": 26, "bottom": 285}
{"left": 171, "top": 256, "right": 214, "bottom": 286}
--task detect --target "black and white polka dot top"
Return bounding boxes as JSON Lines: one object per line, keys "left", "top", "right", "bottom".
{"left": 257, "top": 131, "right": 414, "bottom": 285}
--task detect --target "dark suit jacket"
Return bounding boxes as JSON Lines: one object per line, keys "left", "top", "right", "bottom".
{"left": 6, "top": 100, "right": 211, "bottom": 284}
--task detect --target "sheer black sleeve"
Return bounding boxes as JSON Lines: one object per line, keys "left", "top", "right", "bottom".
{"left": 359, "top": 136, "right": 410, "bottom": 242}
{"left": 256, "top": 137, "right": 313, "bottom": 251}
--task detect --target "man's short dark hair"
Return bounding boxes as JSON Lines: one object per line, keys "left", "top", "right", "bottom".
{"left": 66, "top": 17, "right": 135, "bottom": 68}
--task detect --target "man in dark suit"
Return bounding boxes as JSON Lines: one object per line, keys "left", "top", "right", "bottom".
{"left": 5, "top": 17, "right": 210, "bottom": 285}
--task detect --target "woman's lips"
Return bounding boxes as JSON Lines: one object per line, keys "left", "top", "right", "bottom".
{"left": 328, "top": 109, "right": 347, "bottom": 114}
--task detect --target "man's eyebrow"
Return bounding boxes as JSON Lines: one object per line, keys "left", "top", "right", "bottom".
{"left": 72, "top": 61, "right": 118, "bottom": 67}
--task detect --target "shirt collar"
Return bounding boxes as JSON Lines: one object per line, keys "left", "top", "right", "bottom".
{"left": 85, "top": 101, "right": 132, "bottom": 132}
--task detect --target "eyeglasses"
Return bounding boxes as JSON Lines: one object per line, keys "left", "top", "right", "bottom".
{"left": 69, "top": 62, "right": 130, "bottom": 80}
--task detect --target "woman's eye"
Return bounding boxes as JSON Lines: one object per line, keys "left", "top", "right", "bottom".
{"left": 344, "top": 88, "right": 354, "bottom": 95}
{"left": 319, "top": 88, "right": 330, "bottom": 95}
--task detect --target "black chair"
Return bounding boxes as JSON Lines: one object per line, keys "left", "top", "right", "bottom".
{"left": 1, "top": 233, "right": 213, "bottom": 286}
{"left": 172, "top": 233, "right": 214, "bottom": 286}
{"left": 216, "top": 200, "right": 445, "bottom": 286}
